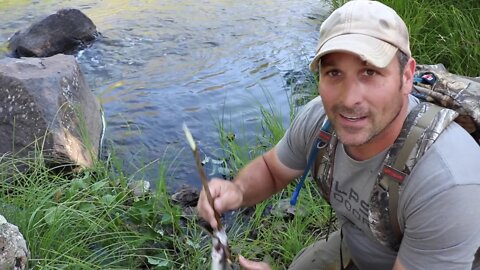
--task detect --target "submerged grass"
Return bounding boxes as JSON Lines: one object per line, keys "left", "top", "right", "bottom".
{"left": 1, "top": 1, "right": 477, "bottom": 269}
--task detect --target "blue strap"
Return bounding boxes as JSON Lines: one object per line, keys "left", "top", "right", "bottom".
{"left": 289, "top": 119, "right": 331, "bottom": 206}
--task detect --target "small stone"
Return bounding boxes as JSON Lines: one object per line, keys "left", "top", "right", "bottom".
{"left": 128, "top": 180, "right": 151, "bottom": 197}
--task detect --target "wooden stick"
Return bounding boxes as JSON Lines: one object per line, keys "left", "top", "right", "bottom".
{"left": 183, "top": 123, "right": 223, "bottom": 229}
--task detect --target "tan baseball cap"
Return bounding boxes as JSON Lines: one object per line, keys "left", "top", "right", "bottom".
{"left": 310, "top": 0, "right": 411, "bottom": 72}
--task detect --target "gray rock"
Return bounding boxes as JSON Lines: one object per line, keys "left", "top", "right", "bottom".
{"left": 0, "top": 54, "right": 103, "bottom": 169}
{"left": 0, "top": 215, "right": 29, "bottom": 270}
{"left": 8, "top": 8, "right": 98, "bottom": 57}
{"left": 128, "top": 180, "right": 151, "bottom": 198}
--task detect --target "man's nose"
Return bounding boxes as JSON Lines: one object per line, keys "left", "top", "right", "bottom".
{"left": 340, "top": 78, "right": 364, "bottom": 108}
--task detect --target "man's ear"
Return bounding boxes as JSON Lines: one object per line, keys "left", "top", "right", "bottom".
{"left": 402, "top": 57, "right": 416, "bottom": 94}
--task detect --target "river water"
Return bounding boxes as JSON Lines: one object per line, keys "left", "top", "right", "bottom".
{"left": 0, "top": 0, "right": 331, "bottom": 190}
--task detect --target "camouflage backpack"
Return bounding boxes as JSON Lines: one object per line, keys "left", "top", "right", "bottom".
{"left": 412, "top": 64, "right": 480, "bottom": 143}
{"left": 303, "top": 64, "right": 480, "bottom": 251}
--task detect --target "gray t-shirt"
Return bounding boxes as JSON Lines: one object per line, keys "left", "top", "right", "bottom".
{"left": 277, "top": 95, "right": 480, "bottom": 269}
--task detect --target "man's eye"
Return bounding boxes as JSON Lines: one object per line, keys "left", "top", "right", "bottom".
{"left": 363, "top": 69, "right": 377, "bottom": 76}
{"left": 326, "top": 70, "right": 340, "bottom": 77}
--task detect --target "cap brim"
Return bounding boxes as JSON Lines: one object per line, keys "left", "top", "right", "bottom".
{"left": 310, "top": 34, "right": 398, "bottom": 72}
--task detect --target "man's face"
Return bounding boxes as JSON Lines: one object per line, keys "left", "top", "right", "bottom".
{"left": 319, "top": 52, "right": 410, "bottom": 147}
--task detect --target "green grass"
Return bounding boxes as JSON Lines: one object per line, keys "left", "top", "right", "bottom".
{"left": 212, "top": 89, "right": 334, "bottom": 269}
{"left": 205, "top": 1, "right": 479, "bottom": 268}
{"left": 0, "top": 89, "right": 332, "bottom": 269}
{"left": 333, "top": 0, "right": 479, "bottom": 76}
{"left": 1, "top": 1, "right": 477, "bottom": 269}
{"left": 0, "top": 154, "right": 189, "bottom": 269}
{"left": 390, "top": 0, "right": 479, "bottom": 76}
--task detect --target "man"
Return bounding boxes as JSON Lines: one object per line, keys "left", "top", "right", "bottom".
{"left": 197, "top": 1, "right": 480, "bottom": 269}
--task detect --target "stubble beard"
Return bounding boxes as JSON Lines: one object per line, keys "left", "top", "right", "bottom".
{"left": 333, "top": 86, "right": 404, "bottom": 147}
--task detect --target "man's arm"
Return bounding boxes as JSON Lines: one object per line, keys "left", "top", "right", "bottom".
{"left": 197, "top": 146, "right": 303, "bottom": 228}
{"left": 393, "top": 258, "right": 406, "bottom": 270}
{"left": 234, "top": 147, "right": 303, "bottom": 207}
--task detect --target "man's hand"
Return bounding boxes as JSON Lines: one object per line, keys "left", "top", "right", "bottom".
{"left": 197, "top": 177, "right": 243, "bottom": 229}
{"left": 239, "top": 255, "right": 272, "bottom": 270}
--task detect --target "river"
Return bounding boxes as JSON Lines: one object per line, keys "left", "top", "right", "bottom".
{"left": 0, "top": 0, "right": 331, "bottom": 191}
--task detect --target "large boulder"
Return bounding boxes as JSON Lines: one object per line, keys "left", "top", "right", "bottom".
{"left": 0, "top": 215, "right": 29, "bottom": 270}
{"left": 0, "top": 54, "right": 103, "bottom": 168}
{"left": 8, "top": 9, "right": 98, "bottom": 58}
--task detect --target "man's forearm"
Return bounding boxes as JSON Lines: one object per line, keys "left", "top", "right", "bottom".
{"left": 393, "top": 257, "right": 406, "bottom": 270}
{"left": 233, "top": 154, "right": 278, "bottom": 206}
{"left": 233, "top": 149, "right": 300, "bottom": 207}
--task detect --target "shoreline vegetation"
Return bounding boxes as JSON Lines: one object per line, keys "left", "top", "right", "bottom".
{"left": 1, "top": 1, "right": 478, "bottom": 269}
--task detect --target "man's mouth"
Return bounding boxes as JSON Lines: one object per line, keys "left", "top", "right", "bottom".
{"left": 341, "top": 114, "right": 367, "bottom": 121}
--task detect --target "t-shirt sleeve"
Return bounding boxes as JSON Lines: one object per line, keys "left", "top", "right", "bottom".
{"left": 398, "top": 184, "right": 480, "bottom": 269}
{"left": 276, "top": 96, "right": 325, "bottom": 170}
{"left": 398, "top": 123, "right": 480, "bottom": 269}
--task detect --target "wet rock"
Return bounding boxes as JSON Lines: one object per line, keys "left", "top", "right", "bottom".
{"left": 8, "top": 8, "right": 98, "bottom": 58}
{"left": 268, "top": 198, "right": 306, "bottom": 221}
{"left": 0, "top": 215, "right": 29, "bottom": 270}
{"left": 170, "top": 185, "right": 201, "bottom": 229}
{"left": 171, "top": 185, "right": 199, "bottom": 208}
{"left": 0, "top": 54, "right": 103, "bottom": 169}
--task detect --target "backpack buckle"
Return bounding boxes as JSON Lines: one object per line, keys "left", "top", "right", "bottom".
{"left": 382, "top": 165, "right": 406, "bottom": 183}
{"left": 318, "top": 130, "right": 332, "bottom": 143}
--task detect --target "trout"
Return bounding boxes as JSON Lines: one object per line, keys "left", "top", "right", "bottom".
{"left": 211, "top": 228, "right": 235, "bottom": 270}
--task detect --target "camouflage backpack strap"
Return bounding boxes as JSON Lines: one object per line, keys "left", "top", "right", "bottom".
{"left": 369, "top": 102, "right": 459, "bottom": 251}
{"left": 313, "top": 125, "right": 337, "bottom": 203}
